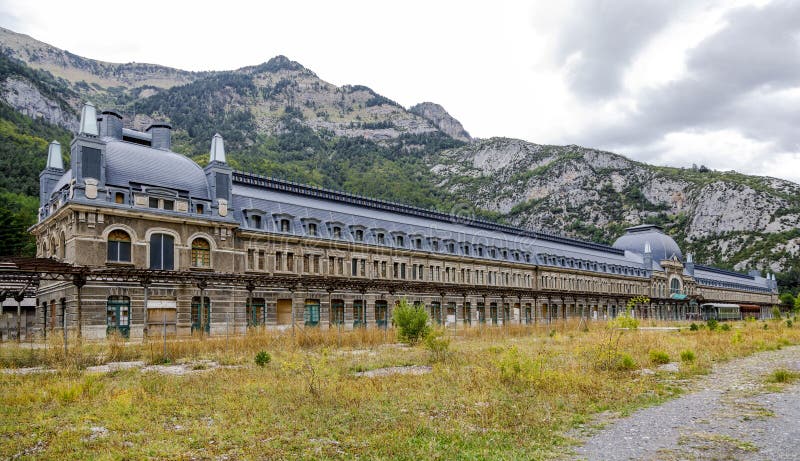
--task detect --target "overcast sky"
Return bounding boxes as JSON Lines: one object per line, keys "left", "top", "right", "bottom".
{"left": 2, "top": 0, "right": 799, "bottom": 183}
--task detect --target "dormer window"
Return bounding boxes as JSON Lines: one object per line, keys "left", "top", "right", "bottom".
{"left": 251, "top": 215, "right": 262, "bottom": 229}
{"left": 148, "top": 197, "right": 159, "bottom": 208}
{"left": 477, "top": 246, "right": 484, "bottom": 257}
{"left": 280, "top": 219, "right": 291, "bottom": 233}
{"left": 502, "top": 250, "right": 508, "bottom": 259}
{"left": 513, "top": 252, "right": 520, "bottom": 261}
{"left": 355, "top": 229, "right": 364, "bottom": 242}
{"left": 395, "top": 235, "right": 404, "bottom": 247}
{"left": 308, "top": 223, "right": 318, "bottom": 237}
{"left": 432, "top": 240, "right": 439, "bottom": 252}
{"left": 163, "top": 199, "right": 174, "bottom": 211}
{"left": 414, "top": 238, "right": 422, "bottom": 250}
{"left": 196, "top": 203, "right": 204, "bottom": 214}
{"left": 489, "top": 248, "right": 496, "bottom": 258}
{"left": 377, "top": 233, "right": 385, "bottom": 245}
{"left": 447, "top": 242, "right": 455, "bottom": 253}
{"left": 332, "top": 226, "right": 342, "bottom": 239}
{"left": 114, "top": 192, "right": 125, "bottom": 204}
{"left": 463, "top": 245, "right": 470, "bottom": 256}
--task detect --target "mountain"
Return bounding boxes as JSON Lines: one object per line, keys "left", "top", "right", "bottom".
{"left": 0, "top": 26, "right": 798, "bottom": 289}
{"left": 431, "top": 138, "right": 800, "bottom": 273}
{"left": 409, "top": 102, "right": 471, "bottom": 142}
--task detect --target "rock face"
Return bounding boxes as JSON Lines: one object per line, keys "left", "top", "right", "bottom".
{"left": 1, "top": 77, "right": 78, "bottom": 131}
{"left": 409, "top": 102, "right": 471, "bottom": 142}
{"left": 430, "top": 137, "right": 800, "bottom": 272}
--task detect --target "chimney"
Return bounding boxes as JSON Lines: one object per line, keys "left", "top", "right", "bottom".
{"left": 209, "top": 133, "right": 226, "bottom": 163}
{"left": 643, "top": 241, "right": 652, "bottom": 271}
{"left": 685, "top": 252, "right": 694, "bottom": 276}
{"left": 79, "top": 102, "right": 99, "bottom": 136}
{"left": 46, "top": 141, "right": 63, "bottom": 170}
{"left": 99, "top": 110, "right": 123, "bottom": 139}
{"left": 147, "top": 123, "right": 172, "bottom": 150}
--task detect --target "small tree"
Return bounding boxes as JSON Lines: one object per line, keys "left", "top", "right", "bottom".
{"left": 779, "top": 292, "right": 795, "bottom": 308}
{"left": 392, "top": 298, "right": 430, "bottom": 345}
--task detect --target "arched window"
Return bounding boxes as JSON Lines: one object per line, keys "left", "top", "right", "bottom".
{"left": 670, "top": 277, "right": 682, "bottom": 294}
{"left": 107, "top": 230, "right": 131, "bottom": 263}
{"left": 191, "top": 238, "right": 211, "bottom": 268}
{"left": 150, "top": 233, "right": 174, "bottom": 270}
{"left": 58, "top": 232, "right": 65, "bottom": 259}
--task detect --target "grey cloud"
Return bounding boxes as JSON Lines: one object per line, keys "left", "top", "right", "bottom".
{"left": 578, "top": 0, "right": 800, "bottom": 162}
{"left": 552, "top": 0, "right": 682, "bottom": 99}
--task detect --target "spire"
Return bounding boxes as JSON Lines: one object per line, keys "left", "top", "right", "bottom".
{"left": 644, "top": 241, "right": 651, "bottom": 254}
{"left": 79, "top": 102, "right": 99, "bottom": 136}
{"left": 46, "top": 141, "right": 63, "bottom": 170}
{"left": 686, "top": 252, "right": 693, "bottom": 263}
{"left": 209, "top": 133, "right": 226, "bottom": 163}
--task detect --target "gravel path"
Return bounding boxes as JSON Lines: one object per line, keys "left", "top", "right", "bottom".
{"left": 573, "top": 346, "right": 800, "bottom": 460}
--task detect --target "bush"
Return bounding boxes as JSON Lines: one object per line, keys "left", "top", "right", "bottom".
{"left": 498, "top": 346, "right": 529, "bottom": 384}
{"left": 689, "top": 323, "right": 699, "bottom": 331}
{"left": 706, "top": 319, "right": 718, "bottom": 331}
{"left": 787, "top": 319, "right": 793, "bottom": 328}
{"left": 772, "top": 306, "right": 782, "bottom": 320}
{"left": 766, "top": 368, "right": 799, "bottom": 384}
{"left": 649, "top": 350, "right": 670, "bottom": 365}
{"left": 254, "top": 351, "right": 271, "bottom": 367}
{"left": 680, "top": 350, "right": 696, "bottom": 363}
{"left": 392, "top": 298, "right": 430, "bottom": 345}
{"left": 720, "top": 323, "right": 731, "bottom": 331}
{"left": 423, "top": 330, "right": 450, "bottom": 363}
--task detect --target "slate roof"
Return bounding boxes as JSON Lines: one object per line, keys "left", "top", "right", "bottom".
{"left": 103, "top": 138, "right": 210, "bottom": 199}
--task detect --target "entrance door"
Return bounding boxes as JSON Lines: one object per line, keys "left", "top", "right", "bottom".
{"left": 490, "top": 303, "right": 498, "bottom": 325}
{"left": 375, "top": 300, "right": 388, "bottom": 327}
{"left": 106, "top": 296, "right": 131, "bottom": 338}
{"left": 190, "top": 297, "right": 210, "bottom": 334}
{"left": 247, "top": 298, "right": 265, "bottom": 327}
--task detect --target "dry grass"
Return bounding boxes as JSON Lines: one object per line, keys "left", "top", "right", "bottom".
{"left": 1, "top": 320, "right": 799, "bottom": 459}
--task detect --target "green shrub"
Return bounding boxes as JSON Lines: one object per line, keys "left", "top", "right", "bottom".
{"left": 772, "top": 306, "right": 782, "bottom": 320}
{"left": 766, "top": 368, "right": 799, "bottom": 384}
{"left": 706, "top": 319, "right": 718, "bottom": 331}
{"left": 423, "top": 329, "right": 451, "bottom": 363}
{"left": 649, "top": 350, "right": 670, "bottom": 365}
{"left": 689, "top": 323, "right": 699, "bottom": 331}
{"left": 392, "top": 298, "right": 430, "bottom": 345}
{"left": 619, "top": 354, "right": 637, "bottom": 371}
{"left": 787, "top": 320, "right": 793, "bottom": 328}
{"left": 720, "top": 323, "right": 731, "bottom": 331}
{"left": 255, "top": 351, "right": 271, "bottom": 367}
{"left": 498, "top": 346, "right": 530, "bottom": 384}
{"left": 680, "top": 349, "right": 696, "bottom": 362}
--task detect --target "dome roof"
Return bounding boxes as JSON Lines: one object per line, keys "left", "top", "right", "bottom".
{"left": 104, "top": 139, "right": 210, "bottom": 199}
{"left": 612, "top": 224, "right": 683, "bottom": 262}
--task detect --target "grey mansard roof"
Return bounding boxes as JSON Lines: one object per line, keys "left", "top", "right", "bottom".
{"left": 104, "top": 139, "right": 210, "bottom": 199}
{"left": 612, "top": 225, "right": 683, "bottom": 262}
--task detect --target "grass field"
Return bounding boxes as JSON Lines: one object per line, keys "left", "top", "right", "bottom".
{"left": 1, "top": 319, "right": 798, "bottom": 460}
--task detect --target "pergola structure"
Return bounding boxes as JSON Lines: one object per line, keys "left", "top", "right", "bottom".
{"left": 0, "top": 257, "right": 701, "bottom": 342}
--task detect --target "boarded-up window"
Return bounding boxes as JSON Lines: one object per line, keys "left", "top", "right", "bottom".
{"left": 215, "top": 173, "right": 229, "bottom": 199}
{"left": 82, "top": 147, "right": 101, "bottom": 180}
{"left": 150, "top": 234, "right": 174, "bottom": 270}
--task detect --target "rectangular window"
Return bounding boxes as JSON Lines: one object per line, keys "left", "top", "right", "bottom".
{"left": 81, "top": 147, "right": 101, "bottom": 180}
{"left": 381, "top": 261, "right": 387, "bottom": 278}
{"left": 162, "top": 199, "right": 174, "bottom": 211}
{"left": 331, "top": 300, "right": 345, "bottom": 325}
{"left": 148, "top": 197, "right": 159, "bottom": 208}
{"left": 258, "top": 250, "right": 265, "bottom": 271}
{"left": 352, "top": 258, "right": 358, "bottom": 276}
{"left": 401, "top": 263, "right": 406, "bottom": 279}
{"left": 337, "top": 258, "right": 343, "bottom": 275}
{"left": 329, "top": 256, "right": 336, "bottom": 275}
{"left": 196, "top": 203, "right": 204, "bottom": 214}
{"left": 247, "top": 249, "right": 255, "bottom": 270}
{"left": 275, "top": 251, "right": 283, "bottom": 271}
{"left": 247, "top": 298, "right": 266, "bottom": 327}
{"left": 375, "top": 301, "right": 388, "bottom": 327}
{"left": 251, "top": 215, "right": 262, "bottom": 229}
{"left": 303, "top": 255, "right": 310, "bottom": 273}
{"left": 114, "top": 192, "right": 125, "bottom": 204}
{"left": 308, "top": 223, "right": 317, "bottom": 236}
{"left": 314, "top": 255, "right": 320, "bottom": 273}
{"left": 286, "top": 252, "right": 294, "bottom": 272}
{"left": 373, "top": 261, "right": 379, "bottom": 278}
{"left": 333, "top": 226, "right": 342, "bottom": 239}
{"left": 360, "top": 259, "right": 366, "bottom": 277}
{"left": 215, "top": 173, "right": 229, "bottom": 199}
{"left": 149, "top": 234, "right": 174, "bottom": 270}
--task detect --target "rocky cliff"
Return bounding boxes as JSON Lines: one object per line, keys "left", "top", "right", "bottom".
{"left": 430, "top": 137, "right": 800, "bottom": 272}
{"left": 409, "top": 102, "right": 471, "bottom": 142}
